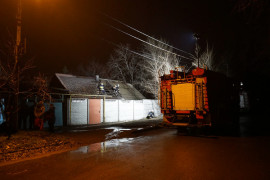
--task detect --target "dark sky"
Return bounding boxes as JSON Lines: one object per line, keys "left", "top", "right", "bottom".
{"left": 0, "top": 0, "right": 268, "bottom": 77}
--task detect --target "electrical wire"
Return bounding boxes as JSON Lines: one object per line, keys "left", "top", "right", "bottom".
{"left": 100, "top": 12, "right": 195, "bottom": 58}
{"left": 102, "top": 22, "right": 194, "bottom": 61}
{"left": 98, "top": 36, "right": 156, "bottom": 62}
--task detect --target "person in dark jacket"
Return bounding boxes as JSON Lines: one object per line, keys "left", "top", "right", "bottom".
{"left": 18, "top": 101, "right": 28, "bottom": 130}
{"left": 45, "top": 104, "right": 56, "bottom": 132}
{"left": 28, "top": 103, "right": 35, "bottom": 130}
{"left": 34, "top": 101, "right": 45, "bottom": 130}
{"left": 98, "top": 81, "right": 105, "bottom": 95}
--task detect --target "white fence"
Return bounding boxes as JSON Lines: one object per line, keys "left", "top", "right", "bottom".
{"left": 101, "top": 99, "right": 161, "bottom": 123}
{"left": 67, "top": 98, "right": 161, "bottom": 125}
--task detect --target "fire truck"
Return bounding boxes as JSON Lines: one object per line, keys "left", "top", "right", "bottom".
{"left": 160, "top": 67, "right": 239, "bottom": 132}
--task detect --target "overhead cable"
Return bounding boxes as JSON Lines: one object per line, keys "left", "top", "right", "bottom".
{"left": 100, "top": 12, "right": 195, "bottom": 58}
{"left": 98, "top": 37, "right": 156, "bottom": 62}
{"left": 102, "top": 22, "right": 194, "bottom": 61}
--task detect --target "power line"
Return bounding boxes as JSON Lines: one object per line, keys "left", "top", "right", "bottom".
{"left": 98, "top": 37, "right": 190, "bottom": 68}
{"left": 98, "top": 36, "right": 156, "bottom": 62}
{"left": 100, "top": 12, "right": 195, "bottom": 58}
{"left": 102, "top": 22, "right": 194, "bottom": 61}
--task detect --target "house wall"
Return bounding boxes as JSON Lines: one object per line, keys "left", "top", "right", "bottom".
{"left": 103, "top": 99, "right": 118, "bottom": 123}
{"left": 67, "top": 98, "right": 161, "bottom": 125}
{"left": 142, "top": 100, "right": 161, "bottom": 118}
{"left": 103, "top": 99, "right": 161, "bottom": 123}
{"left": 133, "top": 100, "right": 144, "bottom": 120}
{"left": 119, "top": 100, "right": 134, "bottom": 121}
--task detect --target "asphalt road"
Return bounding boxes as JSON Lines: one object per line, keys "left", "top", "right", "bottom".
{"left": 1, "top": 126, "right": 270, "bottom": 180}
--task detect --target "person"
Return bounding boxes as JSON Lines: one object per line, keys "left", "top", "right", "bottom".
{"left": 34, "top": 101, "right": 45, "bottom": 130}
{"left": 112, "top": 84, "right": 120, "bottom": 96}
{"left": 112, "top": 85, "right": 116, "bottom": 91}
{"left": 116, "top": 84, "right": 120, "bottom": 94}
{"left": 44, "top": 104, "right": 56, "bottom": 132}
{"left": 146, "top": 111, "right": 155, "bottom": 119}
{"left": 0, "top": 99, "right": 4, "bottom": 124}
{"left": 28, "top": 103, "right": 35, "bottom": 130}
{"left": 3, "top": 104, "right": 16, "bottom": 139}
{"left": 112, "top": 85, "right": 117, "bottom": 94}
{"left": 18, "top": 100, "right": 28, "bottom": 130}
{"left": 98, "top": 82, "right": 105, "bottom": 95}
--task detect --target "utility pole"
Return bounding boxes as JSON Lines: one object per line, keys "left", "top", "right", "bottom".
{"left": 193, "top": 33, "right": 200, "bottom": 68}
{"left": 15, "top": 0, "right": 22, "bottom": 63}
{"left": 14, "top": 0, "right": 23, "bottom": 129}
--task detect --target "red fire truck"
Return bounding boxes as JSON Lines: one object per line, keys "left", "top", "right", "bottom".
{"left": 160, "top": 67, "right": 239, "bottom": 132}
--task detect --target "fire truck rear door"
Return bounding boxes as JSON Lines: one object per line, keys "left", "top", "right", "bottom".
{"left": 171, "top": 83, "right": 195, "bottom": 110}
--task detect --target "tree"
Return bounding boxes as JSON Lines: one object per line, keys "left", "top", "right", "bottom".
{"left": 0, "top": 38, "right": 34, "bottom": 130}
{"left": 191, "top": 42, "right": 215, "bottom": 70}
{"left": 138, "top": 38, "right": 180, "bottom": 98}
{"left": 107, "top": 39, "right": 182, "bottom": 99}
{"left": 76, "top": 60, "right": 108, "bottom": 78}
{"left": 32, "top": 73, "right": 52, "bottom": 102}
{"left": 61, "top": 65, "right": 69, "bottom": 74}
{"left": 107, "top": 44, "right": 139, "bottom": 84}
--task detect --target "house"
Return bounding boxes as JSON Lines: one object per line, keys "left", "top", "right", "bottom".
{"left": 49, "top": 73, "right": 161, "bottom": 126}
{"left": 50, "top": 73, "right": 145, "bottom": 100}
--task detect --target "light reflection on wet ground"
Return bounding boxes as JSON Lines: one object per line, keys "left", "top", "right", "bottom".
{"left": 69, "top": 137, "right": 137, "bottom": 160}
{"left": 69, "top": 126, "right": 155, "bottom": 159}
{"left": 70, "top": 115, "right": 259, "bottom": 159}
{"left": 103, "top": 127, "right": 132, "bottom": 131}
{"left": 68, "top": 126, "right": 152, "bottom": 160}
{"left": 104, "top": 127, "right": 133, "bottom": 139}
{"left": 70, "top": 137, "right": 135, "bottom": 155}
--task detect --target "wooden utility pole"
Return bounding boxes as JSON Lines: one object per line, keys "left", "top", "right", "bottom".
{"left": 15, "top": 0, "right": 22, "bottom": 62}
{"left": 194, "top": 33, "right": 200, "bottom": 68}
{"left": 14, "top": 0, "right": 22, "bottom": 129}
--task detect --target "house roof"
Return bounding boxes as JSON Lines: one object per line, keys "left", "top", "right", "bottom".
{"left": 53, "top": 73, "right": 145, "bottom": 100}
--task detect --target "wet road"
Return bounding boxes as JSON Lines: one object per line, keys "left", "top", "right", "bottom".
{"left": 1, "top": 127, "right": 270, "bottom": 180}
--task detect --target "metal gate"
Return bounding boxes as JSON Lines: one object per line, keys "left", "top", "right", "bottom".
{"left": 68, "top": 98, "right": 88, "bottom": 125}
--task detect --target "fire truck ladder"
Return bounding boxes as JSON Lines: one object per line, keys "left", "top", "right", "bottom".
{"left": 163, "top": 90, "right": 172, "bottom": 110}
{"left": 202, "top": 83, "right": 208, "bottom": 110}
{"left": 195, "top": 83, "right": 204, "bottom": 110}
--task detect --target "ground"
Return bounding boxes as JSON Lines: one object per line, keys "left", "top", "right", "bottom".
{"left": 1, "top": 122, "right": 270, "bottom": 180}
{"left": 0, "top": 118, "right": 162, "bottom": 165}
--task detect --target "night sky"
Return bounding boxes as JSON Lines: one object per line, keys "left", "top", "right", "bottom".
{"left": 0, "top": 0, "right": 269, "bottom": 78}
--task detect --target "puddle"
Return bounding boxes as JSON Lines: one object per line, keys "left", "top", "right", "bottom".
{"left": 71, "top": 142, "right": 103, "bottom": 154}
{"left": 104, "top": 127, "right": 132, "bottom": 139}
{"left": 69, "top": 138, "right": 135, "bottom": 159}
{"left": 103, "top": 127, "right": 132, "bottom": 131}
{"left": 69, "top": 126, "right": 153, "bottom": 160}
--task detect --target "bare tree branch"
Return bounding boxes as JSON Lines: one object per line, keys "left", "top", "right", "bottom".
{"left": 138, "top": 38, "right": 180, "bottom": 98}
{"left": 76, "top": 60, "right": 108, "bottom": 78}
{"left": 107, "top": 44, "right": 139, "bottom": 85}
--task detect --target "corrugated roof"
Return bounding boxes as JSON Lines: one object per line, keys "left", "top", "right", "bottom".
{"left": 104, "top": 79, "right": 145, "bottom": 100}
{"left": 55, "top": 73, "right": 97, "bottom": 94}
{"left": 54, "top": 73, "right": 145, "bottom": 100}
